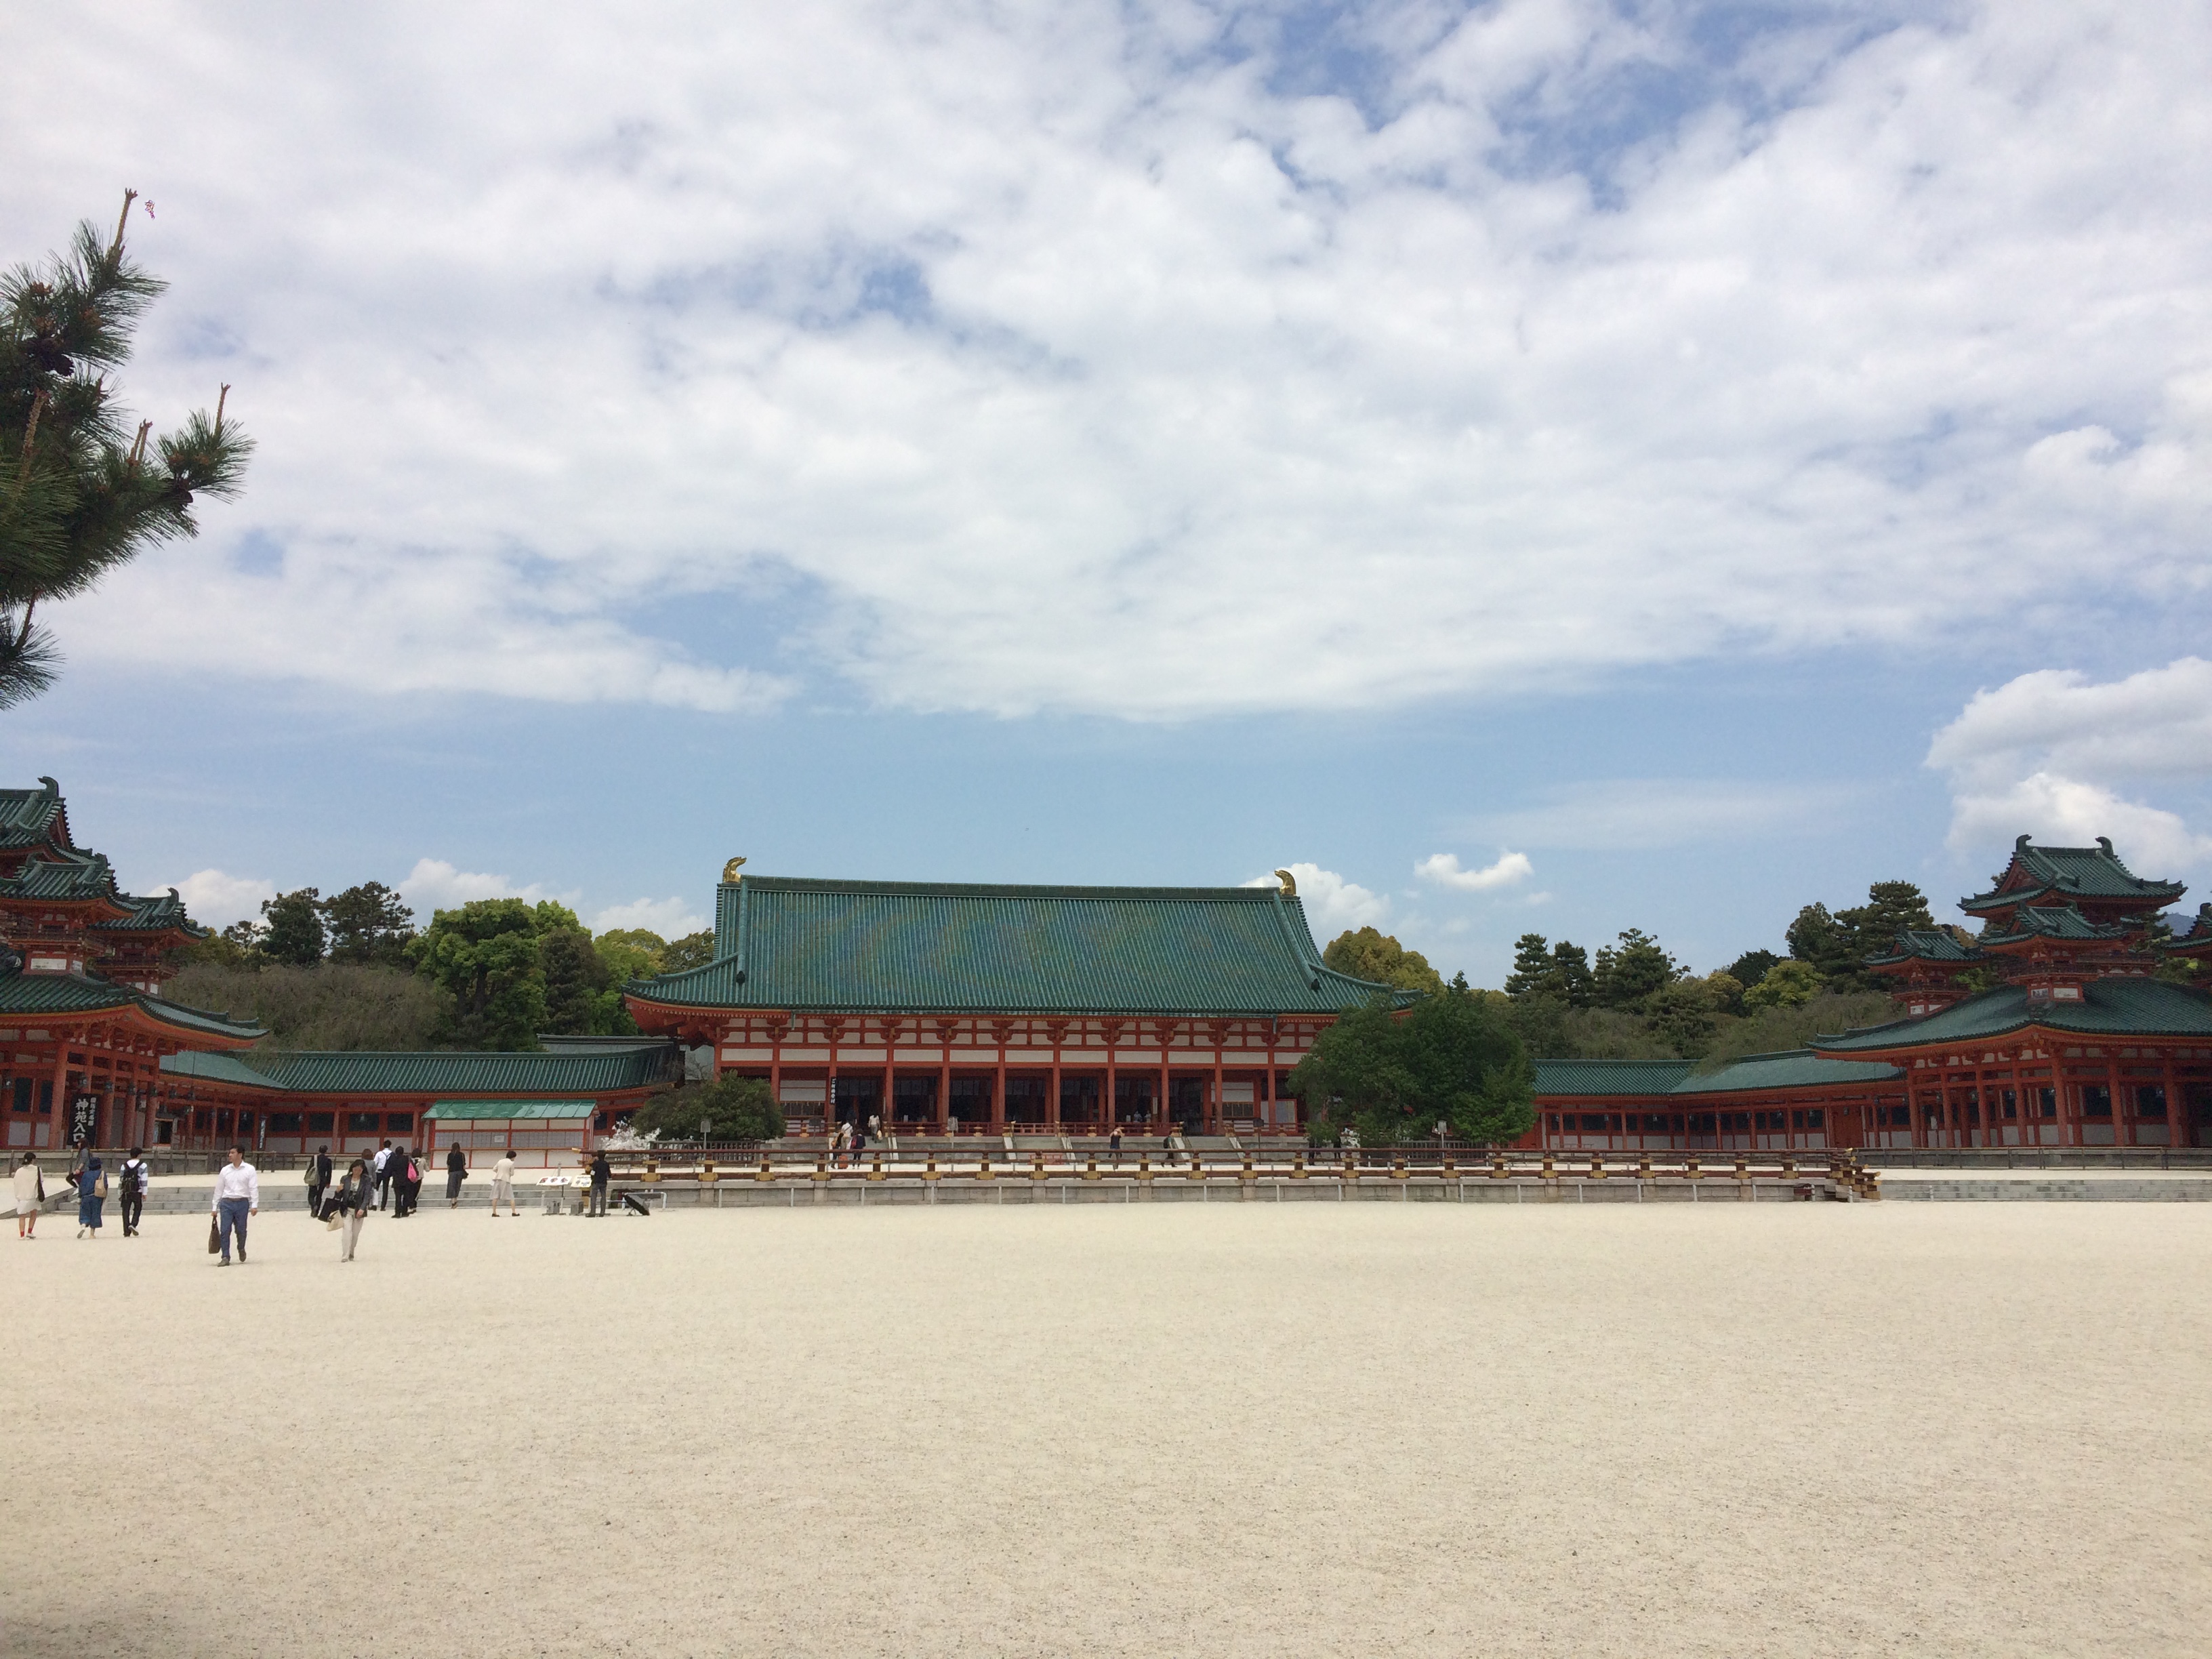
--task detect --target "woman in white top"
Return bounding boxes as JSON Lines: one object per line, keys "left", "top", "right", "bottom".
{"left": 490, "top": 1151, "right": 518, "bottom": 1217}
{"left": 13, "top": 1152, "right": 43, "bottom": 1238}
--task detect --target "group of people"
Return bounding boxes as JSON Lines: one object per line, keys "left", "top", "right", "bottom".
{"left": 9, "top": 1147, "right": 155, "bottom": 1240}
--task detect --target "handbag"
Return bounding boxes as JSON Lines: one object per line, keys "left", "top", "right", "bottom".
{"left": 94, "top": 1174, "right": 107, "bottom": 1198}
{"left": 207, "top": 1216, "right": 222, "bottom": 1254}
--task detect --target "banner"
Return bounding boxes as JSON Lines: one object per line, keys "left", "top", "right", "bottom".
{"left": 68, "top": 1094, "right": 100, "bottom": 1148}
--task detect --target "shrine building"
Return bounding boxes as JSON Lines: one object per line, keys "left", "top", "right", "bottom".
{"left": 623, "top": 869, "right": 1409, "bottom": 1136}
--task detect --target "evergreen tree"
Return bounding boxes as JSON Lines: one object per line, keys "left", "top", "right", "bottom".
{"left": 259, "top": 888, "right": 326, "bottom": 966}
{"left": 540, "top": 923, "right": 636, "bottom": 1036}
{"left": 1502, "top": 934, "right": 1595, "bottom": 1006}
{"left": 322, "top": 881, "right": 415, "bottom": 966}
{"left": 1785, "top": 902, "right": 1856, "bottom": 981}
{"left": 2, "top": 193, "right": 251, "bottom": 707}
{"left": 1288, "top": 985, "right": 1532, "bottom": 1147}
{"left": 408, "top": 898, "right": 573, "bottom": 1050}
{"left": 1726, "top": 948, "right": 1779, "bottom": 988}
{"left": 660, "top": 930, "right": 717, "bottom": 974}
{"left": 1591, "top": 928, "right": 1682, "bottom": 1008}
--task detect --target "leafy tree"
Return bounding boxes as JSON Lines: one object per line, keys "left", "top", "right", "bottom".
{"left": 660, "top": 930, "right": 716, "bottom": 974}
{"left": 594, "top": 928, "right": 666, "bottom": 986}
{"left": 1322, "top": 926, "right": 1446, "bottom": 994}
{"left": 407, "top": 898, "right": 579, "bottom": 1050}
{"left": 1701, "top": 968, "right": 1746, "bottom": 1019}
{"left": 1592, "top": 928, "right": 1682, "bottom": 1008}
{"left": 1643, "top": 977, "right": 1725, "bottom": 1059}
{"left": 1785, "top": 902, "right": 1856, "bottom": 982}
{"left": 1726, "top": 948, "right": 1779, "bottom": 988}
{"left": 628, "top": 1074, "right": 784, "bottom": 1143}
{"left": 2, "top": 193, "right": 251, "bottom": 708}
{"left": 168, "top": 962, "right": 448, "bottom": 1050}
{"left": 1744, "top": 958, "right": 1824, "bottom": 1012}
{"left": 1503, "top": 934, "right": 1594, "bottom": 1006}
{"left": 323, "top": 881, "right": 415, "bottom": 966}
{"left": 541, "top": 923, "right": 636, "bottom": 1036}
{"left": 1790, "top": 882, "right": 1938, "bottom": 991}
{"left": 1289, "top": 987, "right": 1533, "bottom": 1147}
{"left": 259, "top": 887, "right": 326, "bottom": 966}
{"left": 1692, "top": 991, "right": 1898, "bottom": 1073}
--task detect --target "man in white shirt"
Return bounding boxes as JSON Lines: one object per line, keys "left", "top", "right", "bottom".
{"left": 491, "top": 1151, "right": 518, "bottom": 1218}
{"left": 211, "top": 1145, "right": 258, "bottom": 1265}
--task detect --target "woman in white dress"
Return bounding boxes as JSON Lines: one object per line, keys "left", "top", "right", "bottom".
{"left": 14, "top": 1151, "right": 45, "bottom": 1238}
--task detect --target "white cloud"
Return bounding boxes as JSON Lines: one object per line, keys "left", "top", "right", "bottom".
{"left": 1927, "top": 659, "right": 2212, "bottom": 872}
{"left": 398, "top": 857, "right": 579, "bottom": 916}
{"left": 165, "top": 868, "right": 276, "bottom": 930}
{"left": 1244, "top": 863, "right": 1389, "bottom": 941}
{"left": 12, "top": 3, "right": 2212, "bottom": 718}
{"left": 1414, "top": 850, "right": 1534, "bottom": 891}
{"left": 1470, "top": 781, "right": 1858, "bottom": 851}
{"left": 590, "top": 897, "right": 709, "bottom": 939}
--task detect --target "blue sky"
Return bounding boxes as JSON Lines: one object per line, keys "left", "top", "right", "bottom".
{"left": 5, "top": 0, "right": 2211, "bottom": 984}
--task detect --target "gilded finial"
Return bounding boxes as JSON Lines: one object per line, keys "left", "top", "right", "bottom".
{"left": 1274, "top": 867, "right": 1296, "bottom": 897}
{"left": 722, "top": 856, "right": 747, "bottom": 883}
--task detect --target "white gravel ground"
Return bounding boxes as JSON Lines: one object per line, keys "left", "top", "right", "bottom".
{"left": 5, "top": 1202, "right": 2208, "bottom": 1658}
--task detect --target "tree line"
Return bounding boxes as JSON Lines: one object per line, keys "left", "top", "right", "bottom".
{"left": 172, "top": 883, "right": 714, "bottom": 1052}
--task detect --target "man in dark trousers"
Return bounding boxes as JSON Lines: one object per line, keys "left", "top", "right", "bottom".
{"left": 306, "top": 1144, "right": 333, "bottom": 1220}
{"left": 372, "top": 1139, "right": 394, "bottom": 1210}
{"left": 588, "top": 1149, "right": 612, "bottom": 1217}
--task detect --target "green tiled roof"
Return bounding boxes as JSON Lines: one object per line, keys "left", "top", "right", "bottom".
{"left": 161, "top": 1043, "right": 676, "bottom": 1095}
{"left": 1978, "top": 904, "right": 2134, "bottom": 947}
{"left": 0, "top": 778, "right": 70, "bottom": 850}
{"left": 92, "top": 888, "right": 207, "bottom": 937}
{"left": 1533, "top": 1059, "right": 1696, "bottom": 1097}
{"left": 1813, "top": 978, "right": 2212, "bottom": 1052}
{"left": 628, "top": 876, "right": 1412, "bottom": 1015}
{"left": 0, "top": 969, "right": 264, "bottom": 1040}
{"left": 1962, "top": 836, "right": 2185, "bottom": 914}
{"left": 161, "top": 1051, "right": 278, "bottom": 1089}
{"left": 1866, "top": 928, "right": 1980, "bottom": 966}
{"left": 1679, "top": 1050, "right": 1901, "bottom": 1093}
{"left": 423, "top": 1099, "right": 597, "bottom": 1120}
{"left": 1, "top": 850, "right": 118, "bottom": 902}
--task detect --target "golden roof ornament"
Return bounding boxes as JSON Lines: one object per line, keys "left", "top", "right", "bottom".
{"left": 722, "top": 856, "right": 747, "bottom": 883}
{"left": 1274, "top": 868, "right": 1296, "bottom": 897}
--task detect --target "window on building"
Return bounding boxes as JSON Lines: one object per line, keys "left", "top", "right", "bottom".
{"left": 2080, "top": 1086, "right": 2113, "bottom": 1119}
{"left": 1879, "top": 1105, "right": 1911, "bottom": 1128}
{"left": 267, "top": 1113, "right": 304, "bottom": 1134}
{"left": 1580, "top": 1113, "right": 1612, "bottom": 1132}
{"left": 1721, "top": 1112, "right": 1750, "bottom": 1132}
{"left": 2001, "top": 1089, "right": 2018, "bottom": 1120}
{"left": 346, "top": 1111, "right": 379, "bottom": 1132}
{"left": 9, "top": 1078, "right": 28, "bottom": 1112}
{"left": 308, "top": 1112, "right": 335, "bottom": 1133}
{"left": 1924, "top": 1105, "right": 1943, "bottom": 1127}
{"left": 385, "top": 1113, "right": 413, "bottom": 1132}
{"left": 2135, "top": 1084, "right": 2168, "bottom": 1120}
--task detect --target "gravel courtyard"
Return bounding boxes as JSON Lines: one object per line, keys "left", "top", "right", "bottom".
{"left": 5, "top": 1202, "right": 2207, "bottom": 1657}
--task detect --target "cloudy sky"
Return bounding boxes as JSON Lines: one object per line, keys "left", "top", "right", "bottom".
{"left": 6, "top": 0, "right": 2210, "bottom": 980}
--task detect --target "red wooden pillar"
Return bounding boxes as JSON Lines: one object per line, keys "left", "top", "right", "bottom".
{"left": 1049, "top": 1022, "right": 1063, "bottom": 1134}
{"left": 882, "top": 1018, "right": 895, "bottom": 1138}
{"left": 992, "top": 1023, "right": 1008, "bottom": 1134}
{"left": 827, "top": 1020, "right": 840, "bottom": 1141}
{"left": 1211, "top": 1023, "right": 1225, "bottom": 1136}
{"left": 1106, "top": 1023, "right": 1119, "bottom": 1134}
{"left": 1158, "top": 1023, "right": 1171, "bottom": 1135}
{"left": 937, "top": 1021, "right": 953, "bottom": 1134}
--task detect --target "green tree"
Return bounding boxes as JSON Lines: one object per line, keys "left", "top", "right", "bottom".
{"left": 594, "top": 928, "right": 666, "bottom": 986}
{"left": 1643, "top": 977, "right": 1725, "bottom": 1059}
{"left": 1744, "top": 958, "right": 1824, "bottom": 1012}
{"left": 1785, "top": 902, "right": 1856, "bottom": 982}
{"left": 660, "top": 930, "right": 716, "bottom": 974}
{"left": 1322, "top": 926, "right": 1446, "bottom": 994}
{"left": 168, "top": 961, "right": 449, "bottom": 1050}
{"left": 1592, "top": 928, "right": 1682, "bottom": 1008}
{"left": 1503, "top": 934, "right": 1594, "bottom": 1006}
{"left": 407, "top": 898, "right": 581, "bottom": 1050}
{"left": 2, "top": 193, "right": 251, "bottom": 708}
{"left": 1288, "top": 987, "right": 1533, "bottom": 1147}
{"left": 322, "top": 881, "right": 415, "bottom": 966}
{"left": 541, "top": 923, "right": 636, "bottom": 1036}
{"left": 1726, "top": 948, "right": 1779, "bottom": 988}
{"left": 259, "top": 888, "right": 326, "bottom": 966}
{"left": 628, "top": 1074, "right": 784, "bottom": 1143}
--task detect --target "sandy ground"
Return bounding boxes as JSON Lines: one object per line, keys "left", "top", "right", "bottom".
{"left": 5, "top": 1205, "right": 2209, "bottom": 1658}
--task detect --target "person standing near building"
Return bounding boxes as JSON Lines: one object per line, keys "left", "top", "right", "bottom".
{"left": 445, "top": 1141, "right": 469, "bottom": 1208}
{"left": 394, "top": 1147, "right": 422, "bottom": 1217}
{"left": 1108, "top": 1128, "right": 1122, "bottom": 1168}
{"left": 211, "top": 1145, "right": 258, "bottom": 1265}
{"left": 14, "top": 1152, "right": 43, "bottom": 1239}
{"left": 588, "top": 1149, "right": 612, "bottom": 1217}
{"left": 490, "top": 1150, "right": 518, "bottom": 1218}
{"left": 372, "top": 1139, "right": 394, "bottom": 1210}
{"left": 119, "top": 1147, "right": 151, "bottom": 1237}
{"left": 306, "top": 1144, "right": 333, "bottom": 1221}
{"left": 333, "top": 1158, "right": 371, "bottom": 1261}
{"left": 75, "top": 1155, "right": 106, "bottom": 1239}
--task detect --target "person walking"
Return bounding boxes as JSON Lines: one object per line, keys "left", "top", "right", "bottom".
{"left": 75, "top": 1155, "right": 106, "bottom": 1238}
{"left": 588, "top": 1149, "right": 612, "bottom": 1217}
{"left": 334, "top": 1158, "right": 371, "bottom": 1261}
{"left": 372, "top": 1139, "right": 394, "bottom": 1210}
{"left": 1108, "top": 1127, "right": 1123, "bottom": 1168}
{"left": 305, "top": 1144, "right": 333, "bottom": 1221}
{"left": 490, "top": 1150, "right": 518, "bottom": 1218}
{"left": 445, "top": 1142, "right": 469, "bottom": 1208}
{"left": 211, "top": 1145, "right": 258, "bottom": 1265}
{"left": 119, "top": 1147, "right": 151, "bottom": 1236}
{"left": 14, "top": 1151, "right": 43, "bottom": 1239}
{"left": 394, "top": 1147, "right": 423, "bottom": 1217}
